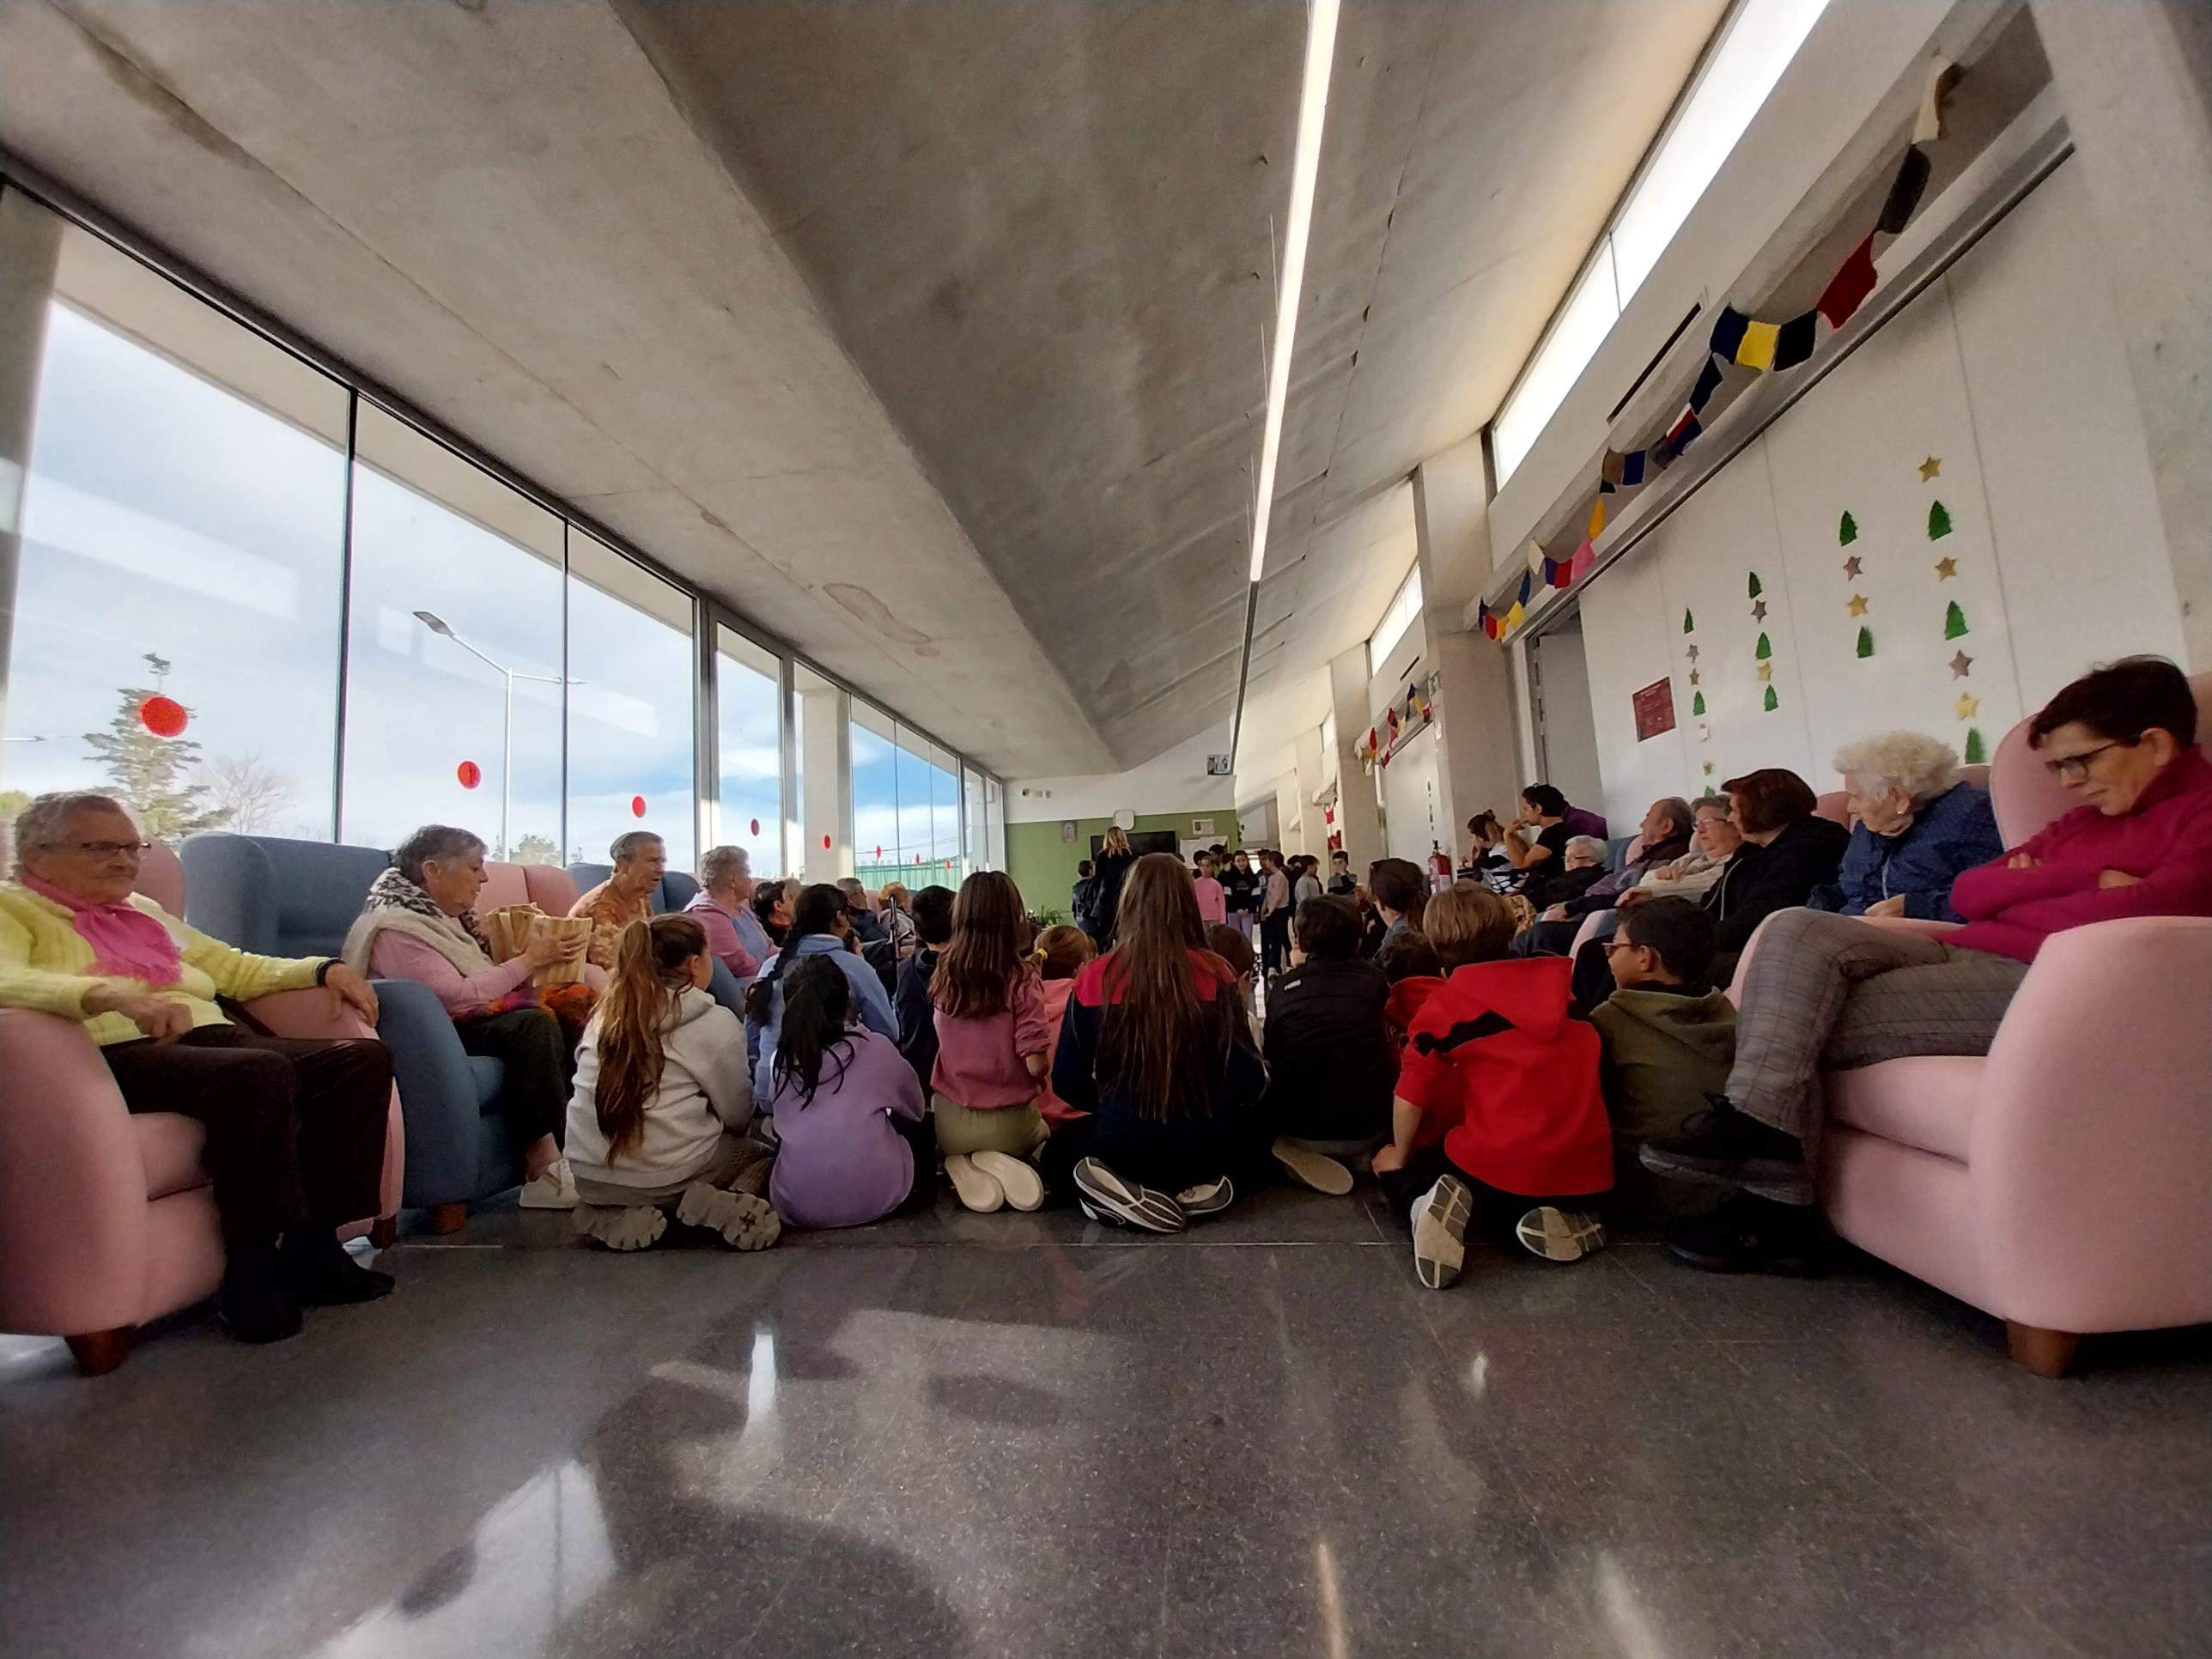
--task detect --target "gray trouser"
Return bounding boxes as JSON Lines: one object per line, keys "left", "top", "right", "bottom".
{"left": 1729, "top": 909, "right": 2029, "bottom": 1140}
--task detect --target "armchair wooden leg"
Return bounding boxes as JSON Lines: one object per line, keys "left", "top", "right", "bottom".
{"left": 2006, "top": 1322, "right": 2081, "bottom": 1378}
{"left": 368, "top": 1217, "right": 398, "bottom": 1249}
{"left": 426, "top": 1201, "right": 469, "bottom": 1236}
{"left": 65, "top": 1328, "right": 131, "bottom": 1376}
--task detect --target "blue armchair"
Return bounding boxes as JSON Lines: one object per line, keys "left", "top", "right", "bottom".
{"left": 183, "top": 834, "right": 560, "bottom": 1231}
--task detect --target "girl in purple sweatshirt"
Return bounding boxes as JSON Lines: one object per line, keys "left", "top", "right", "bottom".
{"left": 931, "top": 872, "right": 1053, "bottom": 1213}
{"left": 766, "top": 957, "right": 928, "bottom": 1231}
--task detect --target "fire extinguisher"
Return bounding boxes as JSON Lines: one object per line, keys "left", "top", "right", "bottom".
{"left": 1429, "top": 842, "right": 1453, "bottom": 892}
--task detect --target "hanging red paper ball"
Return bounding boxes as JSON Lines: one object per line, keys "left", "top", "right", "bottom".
{"left": 875, "top": 845, "right": 883, "bottom": 860}
{"left": 915, "top": 854, "right": 922, "bottom": 866}
{"left": 823, "top": 834, "right": 832, "bottom": 850}
{"left": 456, "top": 760, "right": 482, "bottom": 790}
{"left": 629, "top": 796, "right": 647, "bottom": 818}
{"left": 749, "top": 817, "right": 761, "bottom": 837}
{"left": 139, "top": 695, "right": 187, "bottom": 738}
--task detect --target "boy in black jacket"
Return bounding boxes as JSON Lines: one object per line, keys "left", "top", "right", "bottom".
{"left": 895, "top": 884, "right": 957, "bottom": 1086}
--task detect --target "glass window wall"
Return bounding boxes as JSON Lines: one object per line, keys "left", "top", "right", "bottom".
{"left": 713, "top": 623, "right": 784, "bottom": 878}
{"left": 566, "top": 528, "right": 696, "bottom": 869}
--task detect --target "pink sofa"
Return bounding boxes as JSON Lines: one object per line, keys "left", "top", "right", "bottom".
{"left": 0, "top": 842, "right": 404, "bottom": 1375}
{"left": 1732, "top": 690, "right": 2212, "bottom": 1376}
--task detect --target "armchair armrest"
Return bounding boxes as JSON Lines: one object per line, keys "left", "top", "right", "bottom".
{"left": 369, "top": 978, "right": 485, "bottom": 1210}
{"left": 0, "top": 1011, "right": 150, "bottom": 1334}
{"left": 1972, "top": 916, "right": 2212, "bottom": 1334}
{"left": 243, "top": 989, "right": 404, "bottom": 1225}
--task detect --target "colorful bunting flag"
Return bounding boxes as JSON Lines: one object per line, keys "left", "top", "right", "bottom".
{"left": 1817, "top": 234, "right": 1877, "bottom": 328}
{"left": 1736, "top": 319, "right": 1781, "bottom": 371}
{"left": 1710, "top": 307, "right": 1749, "bottom": 362}
{"left": 1569, "top": 540, "right": 1596, "bottom": 580}
{"left": 1588, "top": 495, "right": 1606, "bottom": 540}
{"left": 1878, "top": 146, "right": 1933, "bottom": 236}
{"left": 1505, "top": 600, "right": 1525, "bottom": 629}
{"left": 1516, "top": 573, "right": 1532, "bottom": 606}
{"left": 1771, "top": 312, "right": 1819, "bottom": 370}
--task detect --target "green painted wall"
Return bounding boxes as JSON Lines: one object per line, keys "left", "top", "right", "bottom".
{"left": 1007, "top": 811, "right": 1242, "bottom": 921}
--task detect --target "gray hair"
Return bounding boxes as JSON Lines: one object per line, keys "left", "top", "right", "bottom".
{"left": 1832, "top": 732, "right": 1960, "bottom": 807}
{"left": 9, "top": 791, "right": 131, "bottom": 878}
{"left": 1565, "top": 835, "right": 1610, "bottom": 864}
{"left": 393, "top": 823, "right": 487, "bottom": 885}
{"left": 836, "top": 877, "right": 867, "bottom": 901}
{"left": 610, "top": 830, "right": 664, "bottom": 864}
{"left": 1693, "top": 794, "right": 1732, "bottom": 818}
{"left": 1654, "top": 797, "right": 1697, "bottom": 840}
{"left": 699, "top": 844, "right": 750, "bottom": 887}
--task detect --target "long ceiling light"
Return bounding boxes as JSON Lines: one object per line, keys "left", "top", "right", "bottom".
{"left": 1231, "top": 0, "right": 1340, "bottom": 769}
{"left": 1249, "top": 0, "right": 1341, "bottom": 586}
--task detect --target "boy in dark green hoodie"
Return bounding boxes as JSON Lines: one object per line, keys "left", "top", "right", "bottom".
{"left": 1589, "top": 897, "right": 1736, "bottom": 1221}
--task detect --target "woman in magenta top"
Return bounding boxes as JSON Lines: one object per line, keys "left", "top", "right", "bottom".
{"left": 342, "top": 824, "right": 600, "bottom": 1209}
{"left": 929, "top": 871, "right": 1054, "bottom": 1213}
{"left": 1644, "top": 658, "right": 2212, "bottom": 1268}
{"left": 684, "top": 844, "right": 768, "bottom": 984}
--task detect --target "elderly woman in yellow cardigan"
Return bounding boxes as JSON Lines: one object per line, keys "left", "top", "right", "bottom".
{"left": 0, "top": 791, "right": 392, "bottom": 1346}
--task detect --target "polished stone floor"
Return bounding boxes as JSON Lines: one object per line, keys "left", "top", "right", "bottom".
{"left": 3, "top": 1186, "right": 2208, "bottom": 1659}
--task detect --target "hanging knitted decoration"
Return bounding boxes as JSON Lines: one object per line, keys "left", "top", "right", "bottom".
{"left": 1944, "top": 601, "right": 1969, "bottom": 640}
{"left": 1838, "top": 511, "right": 1857, "bottom": 546}
{"left": 1928, "top": 501, "right": 1953, "bottom": 540}
{"left": 1856, "top": 626, "right": 1875, "bottom": 659}
{"left": 1764, "top": 685, "right": 1780, "bottom": 713}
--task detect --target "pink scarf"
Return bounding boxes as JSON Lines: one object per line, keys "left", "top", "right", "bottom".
{"left": 21, "top": 871, "right": 183, "bottom": 988}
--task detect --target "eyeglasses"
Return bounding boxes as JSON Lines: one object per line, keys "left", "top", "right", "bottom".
{"left": 1599, "top": 939, "right": 1644, "bottom": 957}
{"left": 46, "top": 839, "right": 155, "bottom": 859}
{"left": 2043, "top": 738, "right": 2130, "bottom": 782}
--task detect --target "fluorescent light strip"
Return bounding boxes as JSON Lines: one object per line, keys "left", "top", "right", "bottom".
{"left": 1248, "top": 0, "right": 1340, "bottom": 584}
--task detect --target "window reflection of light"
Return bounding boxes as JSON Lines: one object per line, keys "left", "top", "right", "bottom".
{"left": 1313, "top": 1537, "right": 1351, "bottom": 1659}
{"left": 1467, "top": 1352, "right": 1490, "bottom": 1399}
{"left": 747, "top": 1328, "right": 778, "bottom": 1419}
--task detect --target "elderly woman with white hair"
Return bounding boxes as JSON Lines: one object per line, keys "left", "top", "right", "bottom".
{"left": 1809, "top": 732, "right": 2002, "bottom": 922}
{"left": 684, "top": 844, "right": 770, "bottom": 983}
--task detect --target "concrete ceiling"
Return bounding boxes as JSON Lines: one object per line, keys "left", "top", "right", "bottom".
{"left": 0, "top": 0, "right": 1724, "bottom": 777}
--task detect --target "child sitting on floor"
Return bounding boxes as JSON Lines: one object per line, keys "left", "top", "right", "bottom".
{"left": 895, "top": 884, "right": 956, "bottom": 1089}
{"left": 1031, "top": 924, "right": 1096, "bottom": 1133}
{"left": 1371, "top": 885, "right": 1613, "bottom": 1288}
{"left": 931, "top": 871, "right": 1053, "bottom": 1213}
{"left": 1588, "top": 896, "right": 1736, "bottom": 1222}
{"left": 767, "top": 956, "right": 930, "bottom": 1230}
{"left": 568, "top": 915, "right": 781, "bottom": 1253}
{"left": 1204, "top": 921, "right": 1257, "bottom": 1020}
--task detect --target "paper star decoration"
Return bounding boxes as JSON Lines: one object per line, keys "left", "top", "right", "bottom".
{"left": 1703, "top": 761, "right": 1717, "bottom": 776}
{"left": 1686, "top": 643, "right": 1701, "bottom": 661}
{"left": 1757, "top": 662, "right": 1774, "bottom": 683}
{"left": 1919, "top": 456, "right": 1942, "bottom": 482}
{"left": 1751, "top": 599, "right": 1769, "bottom": 623}
{"left": 1846, "top": 593, "right": 1869, "bottom": 617}
{"left": 1688, "top": 669, "right": 1702, "bottom": 687}
{"left": 1934, "top": 556, "right": 1959, "bottom": 580}
{"left": 1955, "top": 693, "right": 1980, "bottom": 720}
{"left": 1843, "top": 554, "right": 1864, "bottom": 580}
{"left": 1949, "top": 650, "right": 1973, "bottom": 678}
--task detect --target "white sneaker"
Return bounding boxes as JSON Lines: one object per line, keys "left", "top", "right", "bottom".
{"left": 944, "top": 1153, "right": 1006, "bottom": 1213}
{"left": 574, "top": 1203, "right": 667, "bottom": 1252}
{"left": 970, "top": 1151, "right": 1044, "bottom": 1212}
{"left": 1516, "top": 1206, "right": 1607, "bottom": 1263}
{"left": 1411, "top": 1174, "right": 1474, "bottom": 1290}
{"left": 1272, "top": 1139, "right": 1354, "bottom": 1195}
{"left": 675, "top": 1183, "right": 782, "bottom": 1251}
{"left": 519, "top": 1159, "right": 578, "bottom": 1210}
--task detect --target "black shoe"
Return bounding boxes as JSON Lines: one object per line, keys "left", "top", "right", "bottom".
{"left": 1072, "top": 1158, "right": 1187, "bottom": 1234}
{"left": 281, "top": 1231, "right": 397, "bottom": 1306}
{"left": 219, "top": 1245, "right": 305, "bottom": 1343}
{"left": 1662, "top": 1194, "right": 1826, "bottom": 1278}
{"left": 1640, "top": 1095, "right": 1811, "bottom": 1205}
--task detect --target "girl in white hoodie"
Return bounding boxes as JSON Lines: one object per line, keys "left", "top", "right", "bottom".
{"left": 567, "top": 915, "right": 781, "bottom": 1252}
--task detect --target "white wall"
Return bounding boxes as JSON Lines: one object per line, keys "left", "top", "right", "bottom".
{"left": 1530, "top": 623, "right": 1603, "bottom": 808}
{"left": 1007, "top": 727, "right": 1234, "bottom": 823}
{"left": 1574, "top": 161, "right": 2184, "bottom": 824}
{"left": 1382, "top": 725, "right": 1447, "bottom": 866}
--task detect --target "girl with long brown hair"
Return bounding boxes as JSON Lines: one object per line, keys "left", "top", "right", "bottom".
{"left": 1046, "top": 853, "right": 1267, "bottom": 1232}
{"left": 928, "top": 870, "right": 1052, "bottom": 1212}
{"left": 566, "top": 915, "right": 781, "bottom": 1253}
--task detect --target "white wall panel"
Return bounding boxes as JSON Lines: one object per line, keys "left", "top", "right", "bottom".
{"left": 1577, "top": 545, "right": 1686, "bottom": 825}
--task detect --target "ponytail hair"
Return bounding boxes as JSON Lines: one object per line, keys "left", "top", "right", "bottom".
{"left": 743, "top": 881, "right": 850, "bottom": 1024}
{"left": 593, "top": 915, "right": 708, "bottom": 1162}
{"left": 770, "top": 953, "right": 855, "bottom": 1109}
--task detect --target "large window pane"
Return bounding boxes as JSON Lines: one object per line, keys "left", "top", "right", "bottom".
{"left": 963, "top": 764, "right": 986, "bottom": 875}
{"left": 795, "top": 662, "right": 845, "bottom": 883}
{"left": 985, "top": 776, "right": 1006, "bottom": 873}
{"left": 929, "top": 740, "right": 961, "bottom": 881}
{"left": 342, "top": 404, "right": 564, "bottom": 860}
{"left": 1492, "top": 242, "right": 1620, "bottom": 486}
{"left": 713, "top": 623, "right": 783, "bottom": 878}
{"left": 893, "top": 724, "right": 933, "bottom": 881}
{"left": 850, "top": 700, "right": 899, "bottom": 887}
{"left": 567, "top": 529, "right": 695, "bottom": 870}
{"left": 3, "top": 211, "right": 346, "bottom": 841}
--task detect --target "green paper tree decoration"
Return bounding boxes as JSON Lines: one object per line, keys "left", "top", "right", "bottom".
{"left": 1928, "top": 501, "right": 1953, "bottom": 540}
{"left": 1682, "top": 610, "right": 1694, "bottom": 635}
{"left": 1754, "top": 632, "right": 1772, "bottom": 660}
{"left": 1747, "top": 571, "right": 1764, "bottom": 599}
{"left": 1964, "top": 727, "right": 1986, "bottom": 764}
{"left": 1839, "top": 511, "right": 1858, "bottom": 546}
{"left": 1763, "top": 685, "right": 1780, "bottom": 713}
{"left": 1856, "top": 626, "right": 1875, "bottom": 659}
{"left": 1692, "top": 691, "right": 1706, "bottom": 716}
{"left": 1944, "top": 601, "right": 1968, "bottom": 640}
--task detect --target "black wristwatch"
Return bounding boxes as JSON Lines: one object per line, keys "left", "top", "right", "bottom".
{"left": 314, "top": 959, "right": 337, "bottom": 987}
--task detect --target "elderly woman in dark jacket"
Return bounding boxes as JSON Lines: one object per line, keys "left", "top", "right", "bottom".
{"left": 1809, "top": 733, "right": 2003, "bottom": 923}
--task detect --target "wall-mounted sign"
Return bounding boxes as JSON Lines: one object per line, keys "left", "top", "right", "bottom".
{"left": 1060, "top": 820, "right": 1078, "bottom": 842}
{"left": 1206, "top": 753, "right": 1233, "bottom": 775}
{"left": 1190, "top": 817, "right": 1215, "bottom": 836}
{"left": 1632, "top": 678, "right": 1677, "bottom": 743}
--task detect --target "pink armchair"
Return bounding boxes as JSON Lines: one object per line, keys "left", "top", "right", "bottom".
{"left": 1733, "top": 679, "right": 2212, "bottom": 1376}
{"left": 0, "top": 842, "right": 403, "bottom": 1376}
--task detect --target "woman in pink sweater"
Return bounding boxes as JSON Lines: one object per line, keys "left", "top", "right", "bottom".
{"left": 1644, "top": 658, "right": 2212, "bottom": 1260}
{"left": 930, "top": 871, "right": 1054, "bottom": 1213}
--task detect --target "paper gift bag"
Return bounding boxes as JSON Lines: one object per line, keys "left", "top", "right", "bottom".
{"left": 483, "top": 904, "right": 542, "bottom": 963}
{"left": 529, "top": 915, "right": 592, "bottom": 988}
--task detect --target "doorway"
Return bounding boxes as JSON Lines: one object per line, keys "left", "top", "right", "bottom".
{"left": 1528, "top": 614, "right": 1603, "bottom": 812}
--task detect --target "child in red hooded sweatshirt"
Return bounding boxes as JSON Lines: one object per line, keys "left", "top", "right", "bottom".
{"left": 1371, "top": 885, "right": 1613, "bottom": 1289}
